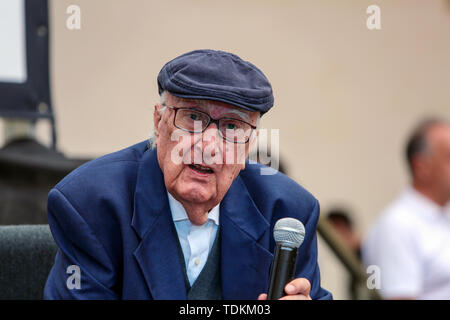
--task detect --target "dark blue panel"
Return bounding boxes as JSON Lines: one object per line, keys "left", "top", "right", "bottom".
{"left": 0, "top": 0, "right": 52, "bottom": 120}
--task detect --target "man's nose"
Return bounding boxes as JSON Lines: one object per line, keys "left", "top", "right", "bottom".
{"left": 201, "top": 123, "right": 222, "bottom": 156}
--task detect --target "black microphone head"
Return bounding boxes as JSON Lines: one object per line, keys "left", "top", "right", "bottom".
{"left": 273, "top": 218, "right": 305, "bottom": 249}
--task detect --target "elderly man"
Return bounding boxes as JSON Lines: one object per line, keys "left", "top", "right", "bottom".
{"left": 363, "top": 118, "right": 450, "bottom": 299}
{"left": 44, "top": 49, "right": 331, "bottom": 300}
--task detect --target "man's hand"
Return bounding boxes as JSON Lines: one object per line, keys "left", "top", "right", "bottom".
{"left": 258, "top": 278, "right": 312, "bottom": 300}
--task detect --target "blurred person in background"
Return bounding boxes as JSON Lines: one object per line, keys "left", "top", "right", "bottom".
{"left": 326, "top": 208, "right": 361, "bottom": 299}
{"left": 326, "top": 208, "right": 361, "bottom": 258}
{"left": 362, "top": 118, "right": 450, "bottom": 299}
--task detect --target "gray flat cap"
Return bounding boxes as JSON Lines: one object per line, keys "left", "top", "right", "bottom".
{"left": 157, "top": 49, "right": 274, "bottom": 114}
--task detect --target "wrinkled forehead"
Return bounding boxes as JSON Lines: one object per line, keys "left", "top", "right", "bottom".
{"left": 167, "top": 94, "right": 255, "bottom": 121}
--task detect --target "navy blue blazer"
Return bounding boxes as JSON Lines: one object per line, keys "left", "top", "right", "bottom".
{"left": 44, "top": 141, "right": 332, "bottom": 300}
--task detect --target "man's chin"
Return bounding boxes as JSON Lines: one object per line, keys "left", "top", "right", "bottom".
{"left": 175, "top": 186, "right": 215, "bottom": 204}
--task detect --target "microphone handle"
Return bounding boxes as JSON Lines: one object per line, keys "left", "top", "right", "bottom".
{"left": 267, "top": 244, "right": 298, "bottom": 300}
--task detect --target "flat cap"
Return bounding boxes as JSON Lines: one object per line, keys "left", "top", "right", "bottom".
{"left": 157, "top": 49, "right": 274, "bottom": 114}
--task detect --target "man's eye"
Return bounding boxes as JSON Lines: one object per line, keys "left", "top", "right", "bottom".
{"left": 189, "top": 113, "right": 199, "bottom": 121}
{"left": 225, "top": 123, "right": 237, "bottom": 130}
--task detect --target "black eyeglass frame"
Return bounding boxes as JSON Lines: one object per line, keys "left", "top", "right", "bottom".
{"left": 162, "top": 104, "right": 257, "bottom": 144}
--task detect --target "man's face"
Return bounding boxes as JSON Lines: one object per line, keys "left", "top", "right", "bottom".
{"left": 153, "top": 93, "right": 259, "bottom": 224}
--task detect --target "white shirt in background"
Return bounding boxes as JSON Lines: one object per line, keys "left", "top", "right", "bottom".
{"left": 362, "top": 187, "right": 450, "bottom": 299}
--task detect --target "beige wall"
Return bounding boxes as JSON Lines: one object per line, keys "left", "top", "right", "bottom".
{"left": 2, "top": 0, "right": 450, "bottom": 299}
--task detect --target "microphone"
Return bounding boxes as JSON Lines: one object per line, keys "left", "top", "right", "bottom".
{"left": 267, "top": 217, "right": 306, "bottom": 300}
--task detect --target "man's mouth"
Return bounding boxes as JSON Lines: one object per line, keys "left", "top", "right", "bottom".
{"left": 188, "top": 164, "right": 214, "bottom": 174}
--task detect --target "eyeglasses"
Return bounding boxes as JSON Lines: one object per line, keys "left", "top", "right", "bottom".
{"left": 163, "top": 104, "right": 256, "bottom": 144}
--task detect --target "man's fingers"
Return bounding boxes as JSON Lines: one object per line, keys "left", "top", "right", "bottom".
{"left": 279, "top": 294, "right": 311, "bottom": 300}
{"left": 284, "top": 278, "right": 311, "bottom": 295}
{"left": 259, "top": 278, "right": 312, "bottom": 301}
{"left": 258, "top": 293, "right": 267, "bottom": 300}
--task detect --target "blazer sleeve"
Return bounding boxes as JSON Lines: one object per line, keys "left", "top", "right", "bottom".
{"left": 44, "top": 188, "right": 119, "bottom": 299}
{"left": 295, "top": 199, "right": 333, "bottom": 300}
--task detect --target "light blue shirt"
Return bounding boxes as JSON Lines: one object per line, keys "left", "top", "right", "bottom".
{"left": 167, "top": 192, "right": 220, "bottom": 286}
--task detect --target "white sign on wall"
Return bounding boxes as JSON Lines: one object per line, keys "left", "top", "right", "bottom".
{"left": 0, "top": 0, "right": 27, "bottom": 83}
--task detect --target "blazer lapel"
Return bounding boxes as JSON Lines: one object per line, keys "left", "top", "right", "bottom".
{"left": 131, "top": 148, "right": 187, "bottom": 300}
{"left": 220, "top": 175, "right": 273, "bottom": 300}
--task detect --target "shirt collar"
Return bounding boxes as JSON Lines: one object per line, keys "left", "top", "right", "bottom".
{"left": 167, "top": 192, "right": 220, "bottom": 226}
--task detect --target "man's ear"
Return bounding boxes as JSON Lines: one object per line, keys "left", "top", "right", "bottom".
{"left": 153, "top": 104, "right": 163, "bottom": 137}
